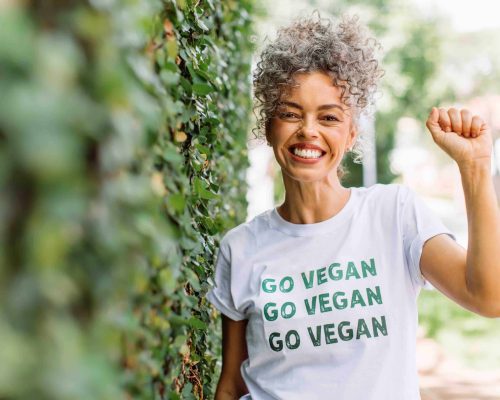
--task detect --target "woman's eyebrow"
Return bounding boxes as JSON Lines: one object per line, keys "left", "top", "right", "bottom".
{"left": 279, "top": 101, "right": 343, "bottom": 111}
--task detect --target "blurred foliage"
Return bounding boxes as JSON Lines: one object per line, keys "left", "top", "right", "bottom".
{"left": 418, "top": 290, "right": 500, "bottom": 369}
{"left": 0, "top": 0, "right": 254, "bottom": 399}
{"left": 436, "top": 28, "right": 500, "bottom": 103}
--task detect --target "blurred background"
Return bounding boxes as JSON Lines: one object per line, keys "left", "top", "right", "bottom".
{"left": 247, "top": 0, "right": 500, "bottom": 398}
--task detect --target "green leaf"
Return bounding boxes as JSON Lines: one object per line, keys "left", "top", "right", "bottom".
{"left": 194, "top": 143, "right": 210, "bottom": 155}
{"left": 164, "top": 147, "right": 184, "bottom": 164}
{"left": 192, "top": 83, "right": 214, "bottom": 96}
{"left": 180, "top": 236, "right": 197, "bottom": 250}
{"left": 159, "top": 268, "right": 176, "bottom": 295}
{"left": 188, "top": 317, "right": 207, "bottom": 330}
{"left": 169, "top": 315, "right": 189, "bottom": 326}
{"left": 172, "top": 335, "right": 187, "bottom": 348}
{"left": 169, "top": 392, "right": 182, "bottom": 400}
{"left": 186, "top": 269, "right": 201, "bottom": 291}
{"left": 193, "top": 176, "right": 218, "bottom": 200}
{"left": 167, "top": 193, "right": 185, "bottom": 213}
{"left": 166, "top": 39, "right": 178, "bottom": 59}
{"left": 196, "top": 19, "right": 209, "bottom": 32}
{"left": 181, "top": 382, "right": 194, "bottom": 399}
{"left": 160, "top": 70, "right": 179, "bottom": 86}
{"left": 179, "top": 76, "right": 192, "bottom": 94}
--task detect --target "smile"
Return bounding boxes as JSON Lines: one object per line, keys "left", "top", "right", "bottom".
{"left": 292, "top": 147, "right": 323, "bottom": 159}
{"left": 288, "top": 146, "right": 326, "bottom": 163}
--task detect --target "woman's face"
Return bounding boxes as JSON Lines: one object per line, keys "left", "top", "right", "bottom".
{"left": 267, "top": 71, "right": 357, "bottom": 183}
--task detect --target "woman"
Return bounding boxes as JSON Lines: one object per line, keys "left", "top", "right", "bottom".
{"left": 205, "top": 13, "right": 500, "bottom": 400}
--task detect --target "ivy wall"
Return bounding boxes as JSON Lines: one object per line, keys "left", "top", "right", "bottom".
{"left": 0, "top": 0, "right": 254, "bottom": 399}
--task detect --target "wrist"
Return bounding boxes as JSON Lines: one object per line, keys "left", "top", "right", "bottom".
{"left": 458, "top": 158, "right": 491, "bottom": 174}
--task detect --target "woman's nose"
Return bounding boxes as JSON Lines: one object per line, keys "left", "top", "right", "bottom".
{"left": 299, "top": 118, "right": 319, "bottom": 138}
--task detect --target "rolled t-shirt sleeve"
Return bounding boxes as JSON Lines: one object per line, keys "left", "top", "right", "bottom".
{"left": 401, "top": 186, "right": 456, "bottom": 288}
{"left": 205, "top": 241, "right": 246, "bottom": 321}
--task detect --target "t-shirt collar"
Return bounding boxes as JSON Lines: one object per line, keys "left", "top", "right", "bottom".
{"left": 268, "top": 187, "right": 358, "bottom": 237}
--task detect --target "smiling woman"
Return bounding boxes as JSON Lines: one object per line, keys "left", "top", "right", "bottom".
{"left": 253, "top": 13, "right": 383, "bottom": 181}
{"left": 205, "top": 10, "right": 500, "bottom": 400}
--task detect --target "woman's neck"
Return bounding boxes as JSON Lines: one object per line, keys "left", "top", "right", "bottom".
{"left": 277, "top": 173, "right": 351, "bottom": 224}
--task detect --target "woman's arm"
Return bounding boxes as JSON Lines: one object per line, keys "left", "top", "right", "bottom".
{"left": 214, "top": 315, "right": 249, "bottom": 400}
{"left": 420, "top": 107, "right": 500, "bottom": 318}
{"left": 460, "top": 159, "right": 500, "bottom": 313}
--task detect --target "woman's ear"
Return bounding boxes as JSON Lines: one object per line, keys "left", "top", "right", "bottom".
{"left": 347, "top": 122, "right": 358, "bottom": 151}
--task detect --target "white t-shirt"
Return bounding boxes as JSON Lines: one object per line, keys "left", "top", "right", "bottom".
{"left": 206, "top": 183, "right": 455, "bottom": 400}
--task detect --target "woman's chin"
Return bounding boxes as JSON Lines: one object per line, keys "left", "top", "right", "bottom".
{"left": 282, "top": 168, "right": 337, "bottom": 183}
{"left": 279, "top": 157, "right": 339, "bottom": 181}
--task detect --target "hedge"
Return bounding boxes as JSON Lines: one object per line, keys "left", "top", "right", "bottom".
{"left": 0, "top": 0, "right": 254, "bottom": 399}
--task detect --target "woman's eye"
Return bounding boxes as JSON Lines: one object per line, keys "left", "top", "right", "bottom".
{"left": 279, "top": 112, "right": 300, "bottom": 120}
{"left": 322, "top": 115, "right": 339, "bottom": 122}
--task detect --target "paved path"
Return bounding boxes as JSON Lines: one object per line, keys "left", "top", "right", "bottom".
{"left": 417, "top": 331, "right": 500, "bottom": 399}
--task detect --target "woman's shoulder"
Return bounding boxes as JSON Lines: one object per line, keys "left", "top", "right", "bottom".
{"left": 353, "top": 183, "right": 413, "bottom": 215}
{"left": 219, "top": 209, "right": 270, "bottom": 256}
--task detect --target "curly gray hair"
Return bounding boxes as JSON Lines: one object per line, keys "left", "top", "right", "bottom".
{"left": 252, "top": 12, "right": 384, "bottom": 174}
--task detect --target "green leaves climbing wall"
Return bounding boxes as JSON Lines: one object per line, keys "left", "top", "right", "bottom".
{"left": 0, "top": 0, "right": 254, "bottom": 399}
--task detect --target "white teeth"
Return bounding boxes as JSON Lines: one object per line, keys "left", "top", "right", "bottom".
{"left": 293, "top": 147, "right": 323, "bottom": 159}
